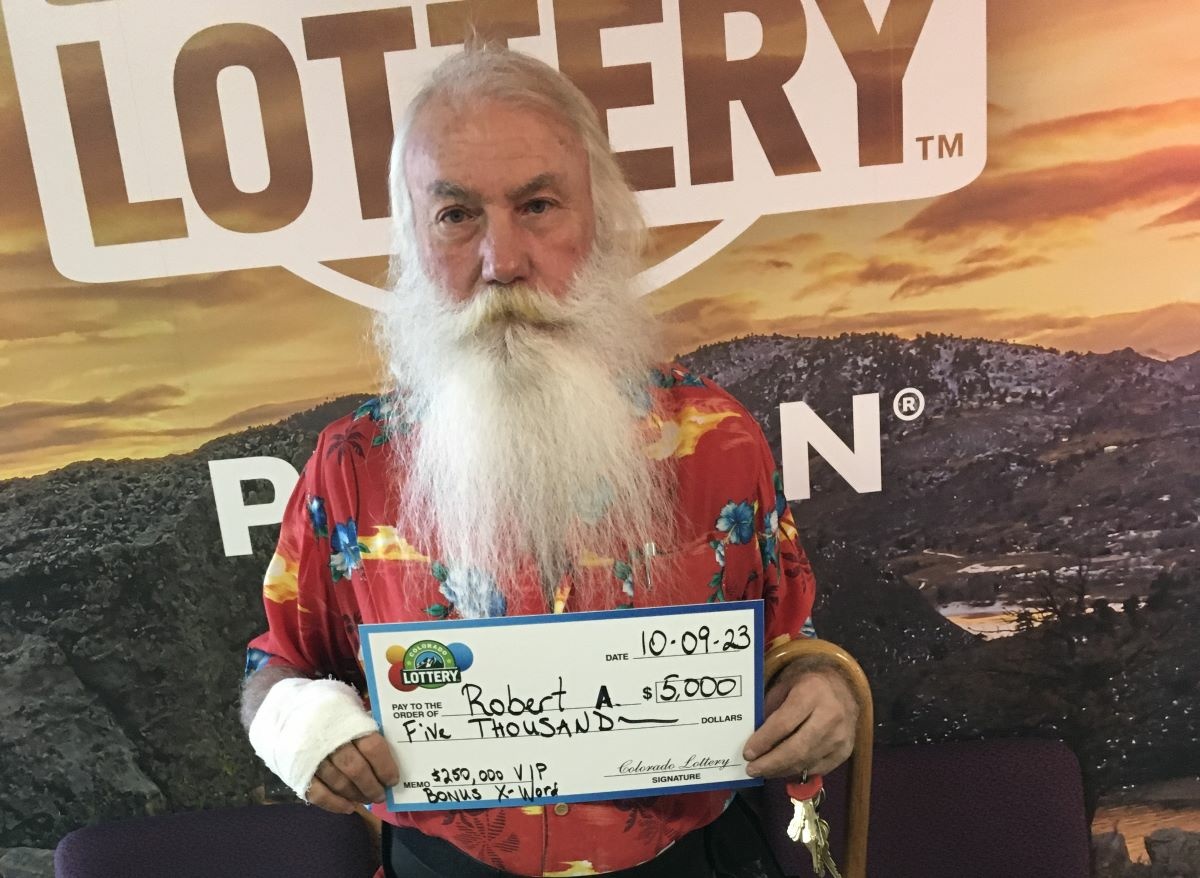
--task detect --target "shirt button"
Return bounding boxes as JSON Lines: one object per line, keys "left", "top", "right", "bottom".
{"left": 553, "top": 803, "right": 569, "bottom": 816}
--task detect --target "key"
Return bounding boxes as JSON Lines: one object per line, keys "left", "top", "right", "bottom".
{"left": 812, "top": 815, "right": 842, "bottom": 878}
{"left": 786, "top": 795, "right": 842, "bottom": 878}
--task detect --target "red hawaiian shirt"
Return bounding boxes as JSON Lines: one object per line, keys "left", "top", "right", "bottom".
{"left": 247, "top": 365, "right": 817, "bottom": 877}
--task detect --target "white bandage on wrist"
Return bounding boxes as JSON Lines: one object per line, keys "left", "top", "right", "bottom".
{"left": 248, "top": 677, "right": 381, "bottom": 801}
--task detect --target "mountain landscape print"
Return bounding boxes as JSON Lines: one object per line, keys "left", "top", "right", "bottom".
{"left": 1, "top": 0, "right": 1199, "bottom": 876}
{"left": 2, "top": 331, "right": 1197, "bottom": 875}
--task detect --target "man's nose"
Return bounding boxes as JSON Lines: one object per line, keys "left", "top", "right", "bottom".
{"left": 480, "top": 213, "right": 530, "bottom": 285}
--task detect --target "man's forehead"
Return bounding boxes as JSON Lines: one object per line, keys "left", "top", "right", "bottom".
{"left": 411, "top": 93, "right": 578, "bottom": 141}
{"left": 429, "top": 172, "right": 567, "bottom": 202}
{"left": 404, "top": 97, "right": 589, "bottom": 196}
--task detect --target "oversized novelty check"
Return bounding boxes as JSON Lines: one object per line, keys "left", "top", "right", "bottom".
{"left": 360, "top": 601, "right": 763, "bottom": 811}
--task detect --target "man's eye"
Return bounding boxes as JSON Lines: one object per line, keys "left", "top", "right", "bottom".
{"left": 524, "top": 199, "right": 553, "bottom": 215}
{"left": 439, "top": 207, "right": 470, "bottom": 224}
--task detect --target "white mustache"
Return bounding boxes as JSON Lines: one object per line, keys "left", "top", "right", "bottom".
{"left": 454, "top": 285, "right": 572, "bottom": 336}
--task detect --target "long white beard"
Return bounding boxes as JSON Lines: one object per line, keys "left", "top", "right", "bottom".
{"left": 377, "top": 249, "right": 675, "bottom": 618}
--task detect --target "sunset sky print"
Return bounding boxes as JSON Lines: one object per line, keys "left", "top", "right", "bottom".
{"left": 0, "top": 0, "right": 1197, "bottom": 478}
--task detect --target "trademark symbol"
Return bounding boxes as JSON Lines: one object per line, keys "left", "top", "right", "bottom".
{"left": 893, "top": 388, "right": 925, "bottom": 421}
{"left": 916, "top": 132, "right": 963, "bottom": 160}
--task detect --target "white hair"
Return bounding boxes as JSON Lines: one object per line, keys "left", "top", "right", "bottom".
{"left": 374, "top": 45, "right": 676, "bottom": 617}
{"left": 385, "top": 43, "right": 647, "bottom": 294}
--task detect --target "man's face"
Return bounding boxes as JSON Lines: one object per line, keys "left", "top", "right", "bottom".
{"left": 384, "top": 90, "right": 667, "bottom": 607}
{"left": 403, "top": 98, "right": 597, "bottom": 304}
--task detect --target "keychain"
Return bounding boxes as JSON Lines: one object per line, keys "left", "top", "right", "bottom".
{"left": 785, "top": 772, "right": 842, "bottom": 878}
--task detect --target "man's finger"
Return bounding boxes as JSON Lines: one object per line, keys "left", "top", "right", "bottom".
{"left": 330, "top": 740, "right": 387, "bottom": 802}
{"left": 747, "top": 718, "right": 826, "bottom": 778}
{"left": 744, "top": 684, "right": 816, "bottom": 762}
{"left": 763, "top": 679, "right": 791, "bottom": 716}
{"left": 315, "top": 761, "right": 365, "bottom": 803}
{"left": 354, "top": 733, "right": 401, "bottom": 787}
{"left": 306, "top": 777, "right": 357, "bottom": 814}
{"left": 748, "top": 686, "right": 854, "bottom": 778}
{"left": 807, "top": 746, "right": 847, "bottom": 778}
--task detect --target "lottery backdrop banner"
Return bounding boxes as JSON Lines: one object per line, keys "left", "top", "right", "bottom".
{"left": 0, "top": 1, "right": 1197, "bottom": 874}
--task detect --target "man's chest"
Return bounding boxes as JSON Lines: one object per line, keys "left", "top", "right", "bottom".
{"left": 315, "top": 413, "right": 768, "bottom": 639}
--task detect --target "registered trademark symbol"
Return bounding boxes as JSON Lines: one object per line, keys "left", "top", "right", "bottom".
{"left": 893, "top": 388, "right": 925, "bottom": 421}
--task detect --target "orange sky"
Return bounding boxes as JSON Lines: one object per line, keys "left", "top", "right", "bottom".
{"left": 648, "top": 0, "right": 1200, "bottom": 356}
{"left": 0, "top": 0, "right": 1197, "bottom": 479}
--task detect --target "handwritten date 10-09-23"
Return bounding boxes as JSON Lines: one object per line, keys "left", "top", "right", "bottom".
{"left": 640, "top": 624, "right": 751, "bottom": 657}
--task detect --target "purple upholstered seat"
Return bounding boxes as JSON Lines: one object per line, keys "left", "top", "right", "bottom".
{"left": 763, "top": 739, "right": 1091, "bottom": 878}
{"left": 54, "top": 803, "right": 377, "bottom": 878}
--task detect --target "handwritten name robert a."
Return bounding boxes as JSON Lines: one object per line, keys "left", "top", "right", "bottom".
{"left": 462, "top": 676, "right": 608, "bottom": 739}
{"left": 462, "top": 678, "right": 568, "bottom": 718}
{"left": 460, "top": 677, "right": 676, "bottom": 740}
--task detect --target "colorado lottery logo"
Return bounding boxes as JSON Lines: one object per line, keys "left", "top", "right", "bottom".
{"left": 386, "top": 639, "right": 473, "bottom": 691}
{"left": 1, "top": 1, "right": 986, "bottom": 306}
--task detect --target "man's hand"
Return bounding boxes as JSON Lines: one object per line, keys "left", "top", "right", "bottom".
{"left": 742, "top": 662, "right": 859, "bottom": 779}
{"left": 306, "top": 732, "right": 400, "bottom": 814}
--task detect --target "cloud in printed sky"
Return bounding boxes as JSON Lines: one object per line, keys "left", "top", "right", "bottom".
{"left": 987, "top": 97, "right": 1200, "bottom": 174}
{"left": 1003, "top": 97, "right": 1200, "bottom": 151}
{"left": 793, "top": 255, "right": 929, "bottom": 297}
{"left": 1020, "top": 301, "right": 1200, "bottom": 360}
{"left": 960, "top": 246, "right": 1018, "bottom": 264}
{"left": 0, "top": 385, "right": 188, "bottom": 454}
{"left": 894, "top": 145, "right": 1200, "bottom": 243}
{"left": 0, "top": 386, "right": 343, "bottom": 458}
{"left": 774, "top": 244, "right": 1051, "bottom": 302}
{"left": 656, "top": 296, "right": 755, "bottom": 343}
{"left": 891, "top": 255, "right": 1050, "bottom": 300}
{"left": 0, "top": 384, "right": 186, "bottom": 426}
{"left": 208, "top": 397, "right": 338, "bottom": 432}
{"left": 728, "top": 233, "right": 825, "bottom": 271}
{"left": 1148, "top": 194, "right": 1200, "bottom": 228}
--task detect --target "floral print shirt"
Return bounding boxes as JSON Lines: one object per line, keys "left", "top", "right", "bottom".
{"left": 247, "top": 365, "right": 817, "bottom": 877}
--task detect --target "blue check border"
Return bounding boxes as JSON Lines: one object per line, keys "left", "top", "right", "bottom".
{"left": 359, "top": 600, "right": 765, "bottom": 811}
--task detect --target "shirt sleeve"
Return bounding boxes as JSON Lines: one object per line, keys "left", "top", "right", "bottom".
{"left": 751, "top": 430, "right": 819, "bottom": 649}
{"left": 245, "top": 433, "right": 360, "bottom": 683}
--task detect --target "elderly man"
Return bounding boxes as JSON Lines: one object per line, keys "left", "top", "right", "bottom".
{"left": 243, "top": 45, "right": 857, "bottom": 878}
